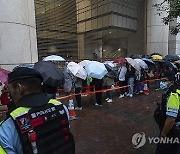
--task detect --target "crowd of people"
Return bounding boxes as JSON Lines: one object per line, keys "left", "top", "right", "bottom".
{"left": 62, "top": 59, "right": 180, "bottom": 111}
{"left": 0, "top": 54, "right": 180, "bottom": 153}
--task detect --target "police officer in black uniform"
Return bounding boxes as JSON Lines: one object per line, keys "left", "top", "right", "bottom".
{"left": 154, "top": 70, "right": 180, "bottom": 154}
{"left": 0, "top": 67, "right": 75, "bottom": 154}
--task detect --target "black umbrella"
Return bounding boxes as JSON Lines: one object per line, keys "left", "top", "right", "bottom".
{"left": 142, "top": 54, "right": 151, "bottom": 59}
{"left": 164, "top": 60, "right": 177, "bottom": 70}
{"left": 130, "top": 54, "right": 142, "bottom": 59}
{"left": 104, "top": 64, "right": 118, "bottom": 77}
{"left": 150, "top": 53, "right": 162, "bottom": 56}
{"left": 34, "top": 61, "right": 64, "bottom": 87}
{"left": 164, "top": 54, "right": 180, "bottom": 62}
{"left": 152, "top": 59, "right": 165, "bottom": 63}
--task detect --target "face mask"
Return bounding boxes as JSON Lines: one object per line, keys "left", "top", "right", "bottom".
{"left": 160, "top": 81, "right": 168, "bottom": 90}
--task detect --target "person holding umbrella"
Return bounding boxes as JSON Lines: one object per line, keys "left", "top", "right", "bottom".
{"left": 118, "top": 63, "right": 127, "bottom": 98}
{"left": 103, "top": 71, "right": 115, "bottom": 103}
{"left": 74, "top": 77, "right": 83, "bottom": 110}
{"left": 125, "top": 64, "right": 135, "bottom": 97}
{"left": 34, "top": 61, "right": 64, "bottom": 99}
{"left": 85, "top": 61, "right": 108, "bottom": 106}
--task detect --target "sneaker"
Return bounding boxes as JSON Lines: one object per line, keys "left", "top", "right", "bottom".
{"left": 94, "top": 103, "right": 102, "bottom": 106}
{"left": 81, "top": 94, "right": 88, "bottom": 97}
{"left": 107, "top": 99, "right": 112, "bottom": 103}
{"left": 75, "top": 107, "right": 82, "bottom": 110}
{"left": 140, "top": 91, "right": 143, "bottom": 93}
{"left": 126, "top": 93, "right": 130, "bottom": 97}
{"left": 105, "top": 98, "right": 109, "bottom": 101}
{"left": 119, "top": 94, "right": 124, "bottom": 98}
{"left": 129, "top": 94, "right": 133, "bottom": 97}
{"left": 155, "top": 89, "right": 160, "bottom": 91}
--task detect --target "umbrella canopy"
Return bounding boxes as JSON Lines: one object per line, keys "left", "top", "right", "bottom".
{"left": 152, "top": 59, "right": 165, "bottom": 63}
{"left": 104, "top": 61, "right": 115, "bottom": 68}
{"left": 78, "top": 60, "right": 91, "bottom": 67}
{"left": 130, "top": 54, "right": 142, "bottom": 59}
{"left": 151, "top": 55, "right": 163, "bottom": 60}
{"left": 164, "top": 61, "right": 177, "bottom": 70}
{"left": 67, "top": 62, "right": 87, "bottom": 80}
{"left": 164, "top": 54, "right": 180, "bottom": 62}
{"left": 150, "top": 53, "right": 162, "bottom": 56}
{"left": 134, "top": 59, "right": 148, "bottom": 69}
{"left": 125, "top": 58, "right": 140, "bottom": 70}
{"left": 104, "top": 64, "right": 118, "bottom": 77}
{"left": 0, "top": 68, "right": 10, "bottom": 84}
{"left": 13, "top": 63, "right": 34, "bottom": 71}
{"left": 113, "top": 58, "right": 127, "bottom": 64}
{"left": 43, "top": 55, "right": 65, "bottom": 62}
{"left": 143, "top": 58, "right": 155, "bottom": 65}
{"left": 85, "top": 61, "right": 108, "bottom": 79}
{"left": 142, "top": 55, "right": 151, "bottom": 59}
{"left": 34, "top": 61, "right": 64, "bottom": 87}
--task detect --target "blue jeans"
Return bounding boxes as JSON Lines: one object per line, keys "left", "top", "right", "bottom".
{"left": 137, "top": 82, "right": 143, "bottom": 92}
{"left": 128, "top": 77, "right": 134, "bottom": 95}
{"left": 107, "top": 92, "right": 112, "bottom": 99}
{"left": 106, "top": 86, "right": 112, "bottom": 99}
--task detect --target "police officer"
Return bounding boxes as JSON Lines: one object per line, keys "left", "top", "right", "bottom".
{"left": 155, "top": 70, "right": 180, "bottom": 154}
{"left": 0, "top": 67, "right": 75, "bottom": 154}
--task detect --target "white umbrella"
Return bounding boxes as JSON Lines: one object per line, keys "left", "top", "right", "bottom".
{"left": 125, "top": 57, "right": 140, "bottom": 70}
{"left": 43, "top": 55, "right": 65, "bottom": 62}
{"left": 78, "top": 60, "right": 91, "bottom": 67}
{"left": 85, "top": 61, "right": 108, "bottom": 79}
{"left": 134, "top": 59, "right": 148, "bottom": 69}
{"left": 67, "top": 62, "right": 87, "bottom": 80}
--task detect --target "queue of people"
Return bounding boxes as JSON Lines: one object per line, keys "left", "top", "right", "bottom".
{"left": 61, "top": 58, "right": 180, "bottom": 111}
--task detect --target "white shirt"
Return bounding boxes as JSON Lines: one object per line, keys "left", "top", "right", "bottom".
{"left": 118, "top": 66, "right": 127, "bottom": 81}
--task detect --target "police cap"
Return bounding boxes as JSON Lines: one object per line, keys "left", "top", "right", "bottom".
{"left": 8, "top": 67, "right": 43, "bottom": 83}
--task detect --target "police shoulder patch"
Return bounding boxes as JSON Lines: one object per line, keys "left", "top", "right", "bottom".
{"left": 16, "top": 113, "right": 32, "bottom": 134}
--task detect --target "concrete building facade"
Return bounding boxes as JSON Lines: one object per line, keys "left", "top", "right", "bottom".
{"left": 0, "top": 0, "right": 180, "bottom": 68}
{"left": 0, "top": 0, "right": 38, "bottom": 69}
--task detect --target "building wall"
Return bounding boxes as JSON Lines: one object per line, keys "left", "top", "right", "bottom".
{"left": 128, "top": 0, "right": 146, "bottom": 56}
{"left": 76, "top": 0, "right": 145, "bottom": 59}
{"left": 147, "top": 0, "right": 169, "bottom": 56}
{"left": 35, "top": 0, "right": 78, "bottom": 60}
{"left": 0, "top": 0, "right": 38, "bottom": 70}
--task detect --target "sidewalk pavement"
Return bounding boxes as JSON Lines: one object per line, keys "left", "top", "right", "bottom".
{"left": 63, "top": 88, "right": 161, "bottom": 154}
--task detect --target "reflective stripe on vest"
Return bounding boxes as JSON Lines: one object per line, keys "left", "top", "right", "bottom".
{"left": 0, "top": 120, "right": 4, "bottom": 125}
{"left": 0, "top": 145, "right": 6, "bottom": 154}
{"left": 10, "top": 99, "right": 62, "bottom": 120}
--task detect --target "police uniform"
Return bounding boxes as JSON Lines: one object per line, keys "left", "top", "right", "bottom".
{"left": 0, "top": 67, "right": 74, "bottom": 154}
{"left": 156, "top": 89, "right": 180, "bottom": 154}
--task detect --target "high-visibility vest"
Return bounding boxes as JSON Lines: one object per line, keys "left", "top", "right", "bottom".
{"left": 10, "top": 99, "right": 75, "bottom": 154}
{"left": 0, "top": 145, "right": 6, "bottom": 154}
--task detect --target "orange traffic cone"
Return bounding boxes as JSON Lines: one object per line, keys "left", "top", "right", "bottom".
{"left": 143, "top": 81, "right": 149, "bottom": 95}
{"left": 68, "top": 94, "right": 77, "bottom": 120}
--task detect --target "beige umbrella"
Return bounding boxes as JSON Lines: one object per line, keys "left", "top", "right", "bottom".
{"left": 125, "top": 57, "right": 140, "bottom": 70}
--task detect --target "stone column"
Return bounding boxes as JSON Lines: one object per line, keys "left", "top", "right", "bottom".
{"left": 0, "top": 0, "right": 38, "bottom": 70}
{"left": 147, "top": 0, "right": 169, "bottom": 56}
